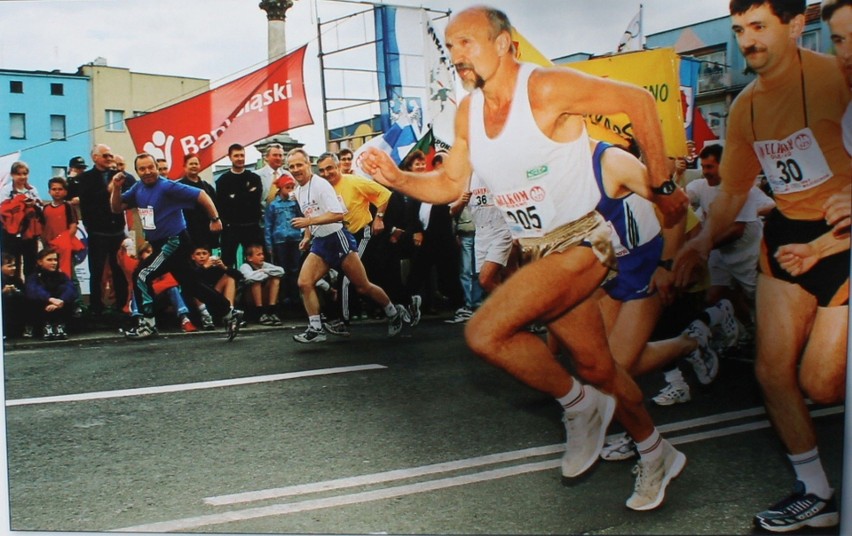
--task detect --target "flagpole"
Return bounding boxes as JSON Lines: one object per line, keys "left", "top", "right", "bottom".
{"left": 639, "top": 3, "right": 644, "bottom": 50}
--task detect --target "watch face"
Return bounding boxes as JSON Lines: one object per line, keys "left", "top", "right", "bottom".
{"left": 655, "top": 180, "right": 676, "bottom": 195}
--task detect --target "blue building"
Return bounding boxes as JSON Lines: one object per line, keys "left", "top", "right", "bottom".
{"left": 0, "top": 69, "right": 91, "bottom": 198}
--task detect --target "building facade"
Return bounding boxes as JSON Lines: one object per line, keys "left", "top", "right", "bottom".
{"left": 0, "top": 69, "right": 91, "bottom": 196}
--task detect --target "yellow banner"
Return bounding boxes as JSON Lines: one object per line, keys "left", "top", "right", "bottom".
{"left": 510, "top": 29, "right": 687, "bottom": 157}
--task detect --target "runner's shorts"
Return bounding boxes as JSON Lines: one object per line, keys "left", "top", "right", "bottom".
{"left": 603, "top": 234, "right": 663, "bottom": 302}
{"left": 311, "top": 229, "right": 358, "bottom": 270}
{"left": 518, "top": 211, "right": 616, "bottom": 271}
{"left": 475, "top": 225, "right": 514, "bottom": 272}
{"left": 760, "top": 209, "right": 849, "bottom": 307}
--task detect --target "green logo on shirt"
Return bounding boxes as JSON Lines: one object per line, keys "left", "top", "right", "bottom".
{"left": 526, "top": 164, "right": 549, "bottom": 180}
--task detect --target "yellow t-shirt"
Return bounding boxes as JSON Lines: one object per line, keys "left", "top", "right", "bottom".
{"left": 721, "top": 49, "right": 851, "bottom": 220}
{"left": 332, "top": 174, "right": 392, "bottom": 234}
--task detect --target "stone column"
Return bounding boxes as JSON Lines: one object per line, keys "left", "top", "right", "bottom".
{"left": 258, "top": 0, "right": 295, "bottom": 61}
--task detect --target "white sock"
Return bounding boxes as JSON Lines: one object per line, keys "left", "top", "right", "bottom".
{"left": 663, "top": 368, "right": 686, "bottom": 386}
{"left": 790, "top": 448, "right": 833, "bottom": 499}
{"left": 384, "top": 302, "right": 397, "bottom": 317}
{"left": 636, "top": 428, "right": 664, "bottom": 464}
{"left": 704, "top": 304, "right": 723, "bottom": 327}
{"left": 557, "top": 380, "right": 589, "bottom": 413}
{"left": 309, "top": 315, "right": 322, "bottom": 330}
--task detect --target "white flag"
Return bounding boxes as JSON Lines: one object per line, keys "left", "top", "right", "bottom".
{"left": 617, "top": 10, "right": 642, "bottom": 53}
{"left": 423, "top": 12, "right": 457, "bottom": 150}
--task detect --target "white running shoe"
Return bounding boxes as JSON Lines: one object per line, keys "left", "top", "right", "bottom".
{"left": 652, "top": 382, "right": 692, "bottom": 406}
{"left": 561, "top": 386, "right": 616, "bottom": 478}
{"left": 683, "top": 320, "right": 719, "bottom": 385}
{"left": 626, "top": 440, "right": 686, "bottom": 511}
{"left": 388, "top": 304, "right": 408, "bottom": 337}
{"left": 601, "top": 432, "right": 637, "bottom": 461}
{"left": 711, "top": 299, "right": 739, "bottom": 349}
{"left": 408, "top": 295, "right": 422, "bottom": 327}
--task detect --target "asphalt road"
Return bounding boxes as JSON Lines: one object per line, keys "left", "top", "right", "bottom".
{"left": 2, "top": 318, "right": 845, "bottom": 535}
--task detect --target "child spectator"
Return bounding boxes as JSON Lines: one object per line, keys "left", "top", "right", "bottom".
{"left": 263, "top": 171, "right": 303, "bottom": 310}
{"left": 190, "top": 245, "right": 240, "bottom": 330}
{"left": 132, "top": 242, "right": 198, "bottom": 332}
{"left": 239, "top": 244, "right": 284, "bottom": 325}
{"left": 42, "top": 177, "right": 84, "bottom": 283}
{"left": 25, "top": 248, "right": 77, "bottom": 340}
{"left": 0, "top": 161, "right": 43, "bottom": 278}
{"left": 2, "top": 252, "right": 30, "bottom": 338}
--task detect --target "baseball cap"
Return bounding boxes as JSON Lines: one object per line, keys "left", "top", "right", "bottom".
{"left": 68, "top": 156, "right": 87, "bottom": 169}
{"left": 275, "top": 171, "right": 296, "bottom": 189}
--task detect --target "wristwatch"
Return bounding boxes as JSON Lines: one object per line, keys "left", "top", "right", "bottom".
{"left": 651, "top": 179, "right": 678, "bottom": 196}
{"left": 376, "top": 212, "right": 385, "bottom": 218}
{"left": 658, "top": 258, "right": 673, "bottom": 271}
{"left": 210, "top": 216, "right": 221, "bottom": 222}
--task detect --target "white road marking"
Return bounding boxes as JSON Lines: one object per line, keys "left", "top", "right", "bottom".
{"left": 109, "top": 405, "right": 846, "bottom": 533}
{"left": 5, "top": 365, "right": 387, "bottom": 407}
{"left": 205, "top": 405, "right": 773, "bottom": 506}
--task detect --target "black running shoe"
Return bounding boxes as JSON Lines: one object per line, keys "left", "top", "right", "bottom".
{"left": 323, "top": 319, "right": 351, "bottom": 337}
{"left": 753, "top": 481, "right": 839, "bottom": 532}
{"left": 294, "top": 327, "right": 327, "bottom": 343}
{"left": 226, "top": 309, "right": 244, "bottom": 342}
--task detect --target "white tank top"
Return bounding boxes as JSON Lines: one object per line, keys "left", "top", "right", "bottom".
{"left": 468, "top": 62, "right": 601, "bottom": 238}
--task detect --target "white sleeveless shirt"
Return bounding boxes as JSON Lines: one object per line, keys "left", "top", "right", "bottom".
{"left": 468, "top": 62, "right": 601, "bottom": 238}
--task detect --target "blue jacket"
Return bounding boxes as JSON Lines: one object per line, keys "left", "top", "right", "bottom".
{"left": 264, "top": 197, "right": 303, "bottom": 249}
{"left": 25, "top": 268, "right": 77, "bottom": 304}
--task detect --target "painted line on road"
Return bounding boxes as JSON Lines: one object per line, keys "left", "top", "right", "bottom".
{"left": 116, "top": 405, "right": 844, "bottom": 533}
{"left": 5, "top": 365, "right": 387, "bottom": 407}
{"left": 202, "top": 404, "right": 819, "bottom": 507}
{"left": 115, "top": 459, "right": 563, "bottom": 533}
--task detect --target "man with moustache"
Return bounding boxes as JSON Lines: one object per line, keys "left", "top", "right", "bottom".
{"left": 360, "top": 6, "right": 688, "bottom": 511}
{"left": 674, "top": 1, "right": 849, "bottom": 531}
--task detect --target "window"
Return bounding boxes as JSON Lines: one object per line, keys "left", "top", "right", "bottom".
{"left": 51, "top": 166, "right": 66, "bottom": 179}
{"left": 50, "top": 83, "right": 64, "bottom": 96}
{"left": 105, "top": 109, "right": 125, "bottom": 132}
{"left": 800, "top": 30, "right": 819, "bottom": 52}
{"left": 697, "top": 50, "right": 728, "bottom": 93}
{"left": 9, "top": 113, "right": 25, "bottom": 139}
{"left": 50, "top": 115, "right": 66, "bottom": 140}
{"left": 9, "top": 81, "right": 23, "bottom": 93}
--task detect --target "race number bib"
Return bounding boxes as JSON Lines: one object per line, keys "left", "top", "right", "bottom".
{"left": 138, "top": 206, "right": 156, "bottom": 230}
{"left": 492, "top": 185, "right": 555, "bottom": 238}
{"left": 754, "top": 127, "right": 832, "bottom": 195}
{"left": 605, "top": 221, "right": 629, "bottom": 258}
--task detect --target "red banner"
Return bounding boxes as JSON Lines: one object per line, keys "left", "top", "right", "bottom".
{"left": 126, "top": 46, "right": 313, "bottom": 179}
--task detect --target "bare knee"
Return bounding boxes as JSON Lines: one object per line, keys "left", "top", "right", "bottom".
{"left": 800, "top": 365, "right": 845, "bottom": 404}
{"left": 464, "top": 313, "right": 503, "bottom": 362}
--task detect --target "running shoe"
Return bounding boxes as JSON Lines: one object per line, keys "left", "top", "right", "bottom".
{"left": 269, "top": 314, "right": 283, "bottom": 326}
{"left": 652, "top": 382, "right": 692, "bottom": 406}
{"left": 710, "top": 299, "right": 739, "bottom": 349}
{"left": 626, "top": 440, "right": 686, "bottom": 511}
{"left": 258, "top": 314, "right": 276, "bottom": 326}
{"left": 42, "top": 323, "right": 56, "bottom": 341}
{"left": 753, "top": 481, "right": 839, "bottom": 533}
{"left": 226, "top": 309, "right": 244, "bottom": 342}
{"left": 125, "top": 317, "right": 158, "bottom": 340}
{"left": 445, "top": 307, "right": 473, "bottom": 324}
{"left": 200, "top": 311, "right": 215, "bottom": 331}
{"left": 294, "top": 326, "right": 327, "bottom": 343}
{"left": 54, "top": 323, "right": 68, "bottom": 340}
{"left": 388, "top": 304, "right": 408, "bottom": 337}
{"left": 601, "top": 432, "right": 637, "bottom": 461}
{"left": 324, "top": 319, "right": 352, "bottom": 337}
{"left": 181, "top": 318, "right": 198, "bottom": 332}
{"left": 409, "top": 295, "right": 422, "bottom": 327}
{"left": 22, "top": 325, "right": 34, "bottom": 338}
{"left": 561, "top": 386, "right": 616, "bottom": 478}
{"left": 683, "top": 320, "right": 719, "bottom": 385}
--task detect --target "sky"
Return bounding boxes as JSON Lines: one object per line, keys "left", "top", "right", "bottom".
{"left": 0, "top": 0, "right": 736, "bottom": 156}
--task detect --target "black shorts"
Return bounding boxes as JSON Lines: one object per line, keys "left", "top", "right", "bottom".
{"left": 760, "top": 209, "right": 849, "bottom": 307}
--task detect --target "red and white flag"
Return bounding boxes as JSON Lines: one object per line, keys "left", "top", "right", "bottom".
{"left": 126, "top": 46, "right": 313, "bottom": 179}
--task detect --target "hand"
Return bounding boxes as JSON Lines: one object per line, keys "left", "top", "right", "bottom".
{"left": 371, "top": 216, "right": 385, "bottom": 235}
{"left": 673, "top": 234, "right": 711, "bottom": 288}
{"left": 775, "top": 242, "right": 819, "bottom": 277}
{"left": 112, "top": 172, "right": 126, "bottom": 188}
{"left": 358, "top": 148, "right": 403, "bottom": 188}
{"left": 209, "top": 219, "right": 223, "bottom": 233}
{"left": 412, "top": 232, "right": 424, "bottom": 247}
{"left": 648, "top": 267, "right": 676, "bottom": 306}
{"left": 291, "top": 217, "right": 311, "bottom": 230}
{"left": 460, "top": 191, "right": 472, "bottom": 204}
{"left": 299, "top": 237, "right": 311, "bottom": 251}
{"left": 653, "top": 187, "right": 689, "bottom": 228}
{"left": 824, "top": 183, "right": 851, "bottom": 236}
{"left": 48, "top": 297, "right": 64, "bottom": 307}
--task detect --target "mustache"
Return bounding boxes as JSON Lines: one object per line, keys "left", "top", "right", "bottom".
{"left": 743, "top": 45, "right": 765, "bottom": 56}
{"left": 454, "top": 62, "right": 474, "bottom": 71}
